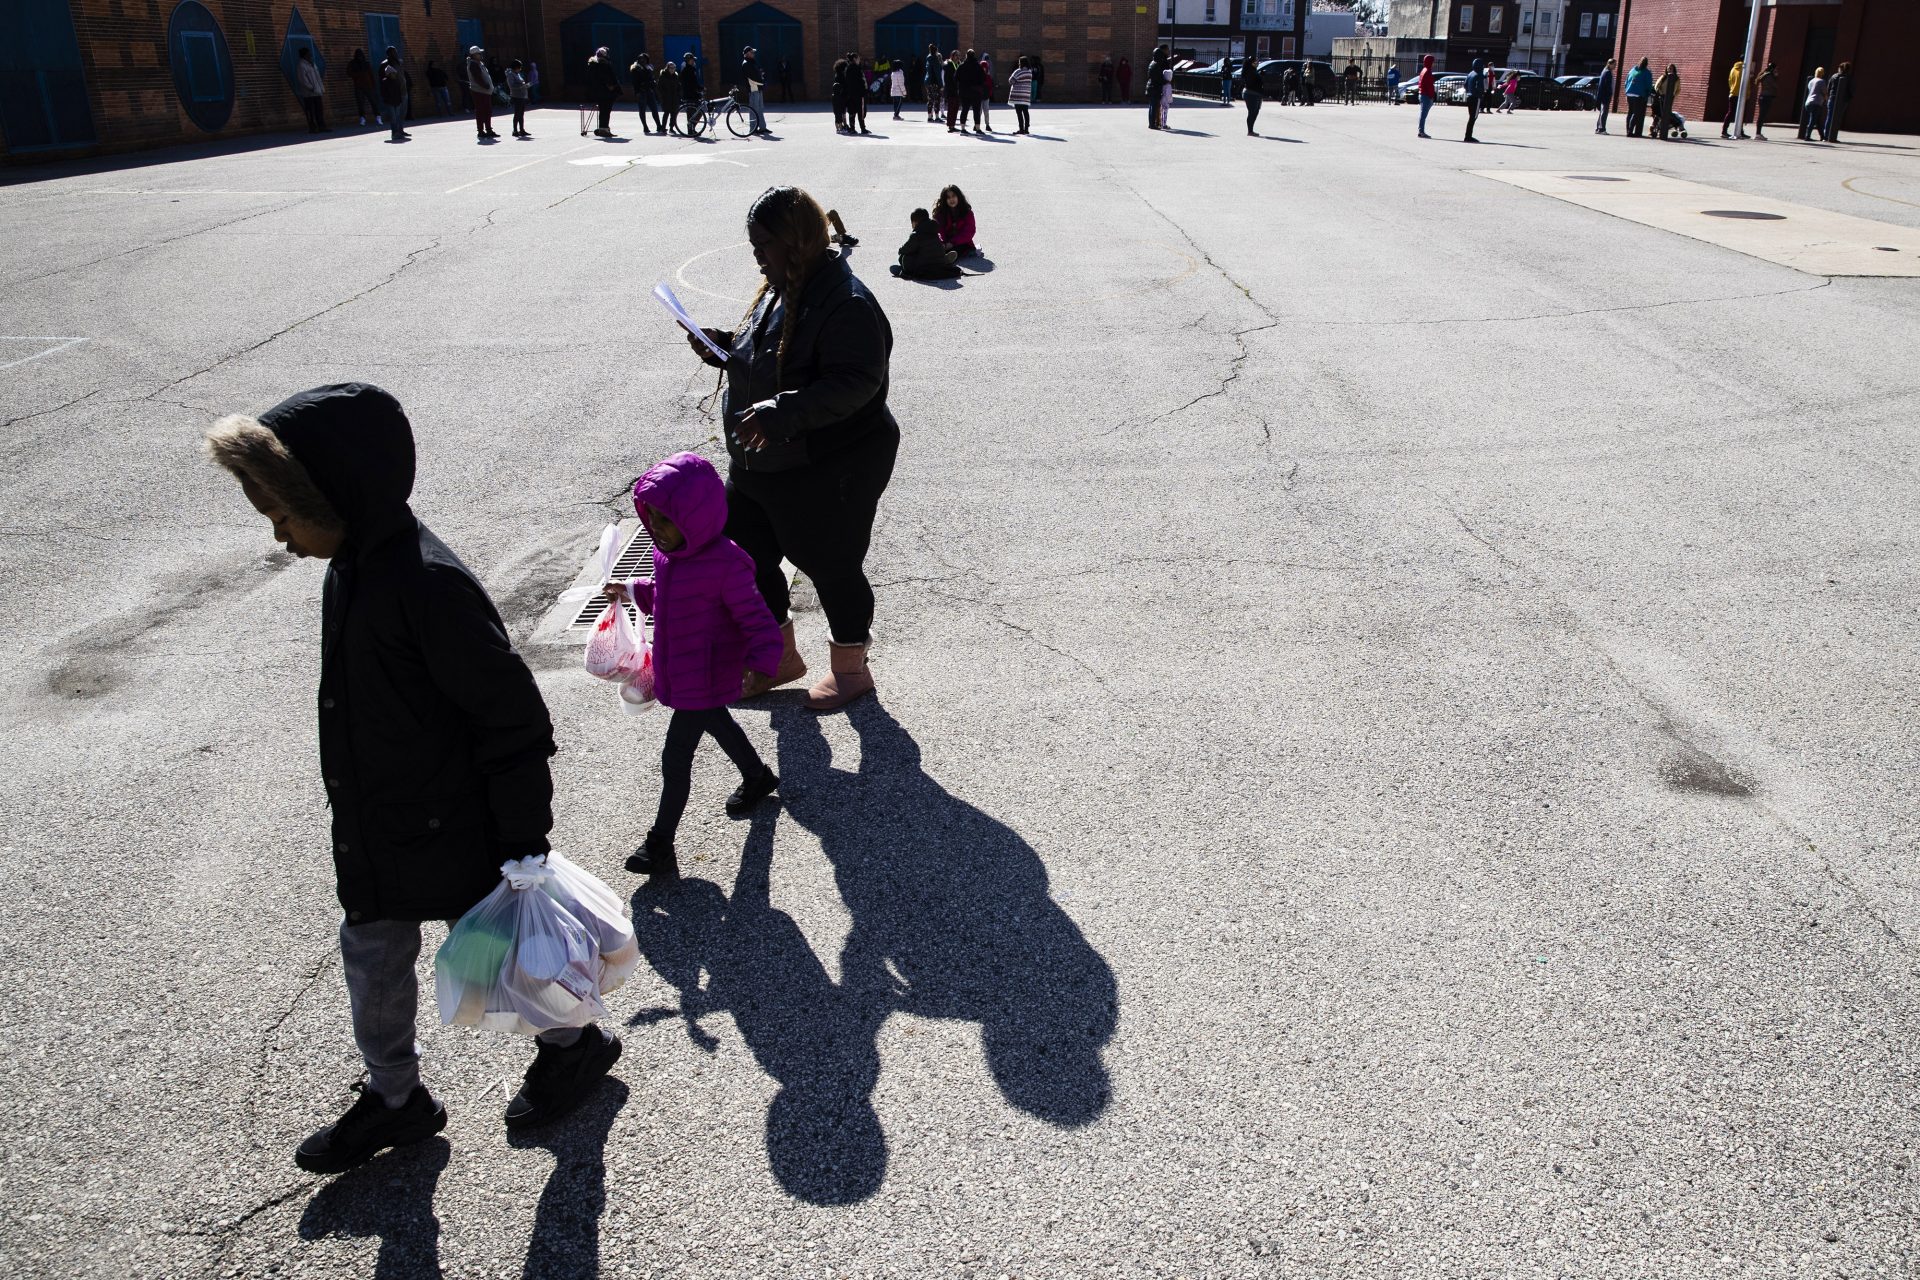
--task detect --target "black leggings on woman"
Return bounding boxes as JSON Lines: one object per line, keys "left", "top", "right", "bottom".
{"left": 1014, "top": 103, "right": 1030, "bottom": 132}
{"left": 724, "top": 425, "right": 899, "bottom": 645}
{"left": 652, "top": 708, "right": 764, "bottom": 843}
{"left": 1245, "top": 94, "right": 1262, "bottom": 132}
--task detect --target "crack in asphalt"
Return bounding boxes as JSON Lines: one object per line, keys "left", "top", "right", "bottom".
{"left": 1440, "top": 495, "right": 1910, "bottom": 953}
{"left": 1, "top": 197, "right": 312, "bottom": 290}
{"left": 0, "top": 387, "right": 105, "bottom": 431}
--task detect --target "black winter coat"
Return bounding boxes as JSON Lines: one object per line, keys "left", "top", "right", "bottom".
{"left": 721, "top": 254, "right": 896, "bottom": 475}
{"left": 267, "top": 384, "right": 556, "bottom": 924}
{"left": 957, "top": 58, "right": 986, "bottom": 95}
{"left": 587, "top": 57, "right": 619, "bottom": 104}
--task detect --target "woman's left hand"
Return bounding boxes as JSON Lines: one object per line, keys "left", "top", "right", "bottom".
{"left": 736, "top": 409, "right": 769, "bottom": 451}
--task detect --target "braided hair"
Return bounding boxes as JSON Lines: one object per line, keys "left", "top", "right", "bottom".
{"left": 741, "top": 185, "right": 830, "bottom": 381}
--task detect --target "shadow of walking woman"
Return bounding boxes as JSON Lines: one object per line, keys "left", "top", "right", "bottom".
{"left": 629, "top": 700, "right": 1118, "bottom": 1205}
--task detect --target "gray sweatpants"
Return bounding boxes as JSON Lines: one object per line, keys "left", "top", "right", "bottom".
{"left": 341, "top": 917, "right": 581, "bottom": 1102}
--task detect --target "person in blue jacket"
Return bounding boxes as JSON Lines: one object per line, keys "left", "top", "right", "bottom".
{"left": 1463, "top": 59, "right": 1485, "bottom": 142}
{"left": 1623, "top": 57, "right": 1653, "bottom": 137}
{"left": 1594, "top": 59, "right": 1615, "bottom": 133}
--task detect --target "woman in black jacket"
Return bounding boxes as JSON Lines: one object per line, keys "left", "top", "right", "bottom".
{"left": 956, "top": 47, "right": 987, "bottom": 132}
{"left": 687, "top": 186, "right": 898, "bottom": 711}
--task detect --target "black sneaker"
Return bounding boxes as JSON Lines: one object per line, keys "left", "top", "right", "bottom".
{"left": 726, "top": 767, "right": 780, "bottom": 817}
{"left": 295, "top": 1081, "right": 445, "bottom": 1175}
{"left": 625, "top": 832, "right": 679, "bottom": 881}
{"left": 503, "top": 1026, "right": 622, "bottom": 1129}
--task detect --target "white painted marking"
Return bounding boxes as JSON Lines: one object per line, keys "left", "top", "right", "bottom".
{"left": 0, "top": 337, "right": 88, "bottom": 372}
{"left": 445, "top": 141, "right": 600, "bottom": 194}
{"left": 568, "top": 154, "right": 749, "bottom": 168}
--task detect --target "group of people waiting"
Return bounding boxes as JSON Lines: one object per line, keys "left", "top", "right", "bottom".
{"left": 205, "top": 186, "right": 901, "bottom": 1174}
{"left": 614, "top": 50, "right": 708, "bottom": 137}
{"left": 1593, "top": 56, "right": 1853, "bottom": 144}
{"left": 297, "top": 47, "right": 543, "bottom": 139}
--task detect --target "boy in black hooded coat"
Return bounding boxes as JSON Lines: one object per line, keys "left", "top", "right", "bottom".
{"left": 205, "top": 383, "right": 621, "bottom": 1175}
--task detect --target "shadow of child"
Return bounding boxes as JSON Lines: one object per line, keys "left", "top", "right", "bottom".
{"left": 510, "top": 1079, "right": 629, "bottom": 1279}
{"left": 298, "top": 1135, "right": 450, "bottom": 1278}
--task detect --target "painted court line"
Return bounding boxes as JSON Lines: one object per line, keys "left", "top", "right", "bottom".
{"left": 445, "top": 142, "right": 599, "bottom": 194}
{"left": 1475, "top": 170, "right": 1920, "bottom": 277}
{"left": 0, "top": 337, "right": 88, "bottom": 371}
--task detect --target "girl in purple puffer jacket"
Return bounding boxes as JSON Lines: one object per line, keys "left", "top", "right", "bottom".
{"left": 603, "top": 452, "right": 784, "bottom": 882}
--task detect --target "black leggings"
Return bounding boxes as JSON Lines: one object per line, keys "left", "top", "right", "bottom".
{"left": 652, "top": 707, "right": 764, "bottom": 843}
{"left": 1245, "top": 95, "right": 1262, "bottom": 130}
{"left": 725, "top": 426, "right": 899, "bottom": 645}
{"left": 1014, "top": 104, "right": 1030, "bottom": 131}
{"left": 511, "top": 102, "right": 526, "bottom": 132}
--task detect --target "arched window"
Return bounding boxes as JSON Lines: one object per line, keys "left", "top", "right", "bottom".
{"left": 167, "top": 1, "right": 235, "bottom": 131}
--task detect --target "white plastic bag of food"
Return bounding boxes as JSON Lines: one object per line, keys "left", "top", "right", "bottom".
{"left": 618, "top": 650, "right": 656, "bottom": 715}
{"left": 434, "top": 853, "right": 639, "bottom": 1035}
{"left": 557, "top": 524, "right": 622, "bottom": 607}
{"left": 583, "top": 598, "right": 649, "bottom": 682}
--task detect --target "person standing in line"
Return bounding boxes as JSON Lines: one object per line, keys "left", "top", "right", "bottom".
{"left": 982, "top": 54, "right": 997, "bottom": 132}
{"left": 1159, "top": 57, "right": 1175, "bottom": 129}
{"left": 1118, "top": 56, "right": 1133, "bottom": 104}
{"left": 957, "top": 47, "right": 986, "bottom": 133}
{"left": 348, "top": 49, "right": 378, "bottom": 125}
{"left": 742, "top": 46, "right": 770, "bottom": 135}
{"left": 890, "top": 62, "right": 907, "bottom": 120}
{"left": 1594, "top": 59, "right": 1614, "bottom": 133}
{"left": 1623, "top": 57, "right": 1652, "bottom": 137}
{"left": 1720, "top": 59, "right": 1743, "bottom": 138}
{"left": 1145, "top": 46, "right": 1166, "bottom": 128}
{"left": 506, "top": 60, "right": 531, "bottom": 137}
{"left": 631, "top": 52, "right": 663, "bottom": 134}
{"left": 1344, "top": 60, "right": 1361, "bottom": 104}
{"left": 685, "top": 186, "right": 900, "bottom": 712}
{"left": 1754, "top": 61, "right": 1777, "bottom": 139}
{"left": 850, "top": 55, "right": 871, "bottom": 134}
{"left": 425, "top": 60, "right": 451, "bottom": 115}
{"left": 1007, "top": 56, "right": 1035, "bottom": 134}
{"left": 203, "top": 384, "right": 623, "bottom": 1172}
{"left": 924, "top": 44, "right": 944, "bottom": 122}
{"left": 781, "top": 58, "right": 794, "bottom": 103}
{"left": 586, "top": 47, "right": 619, "bottom": 136}
{"left": 294, "top": 47, "right": 328, "bottom": 133}
{"left": 658, "top": 57, "right": 682, "bottom": 134}
{"left": 1799, "top": 66, "right": 1827, "bottom": 140}
{"left": 1415, "top": 53, "right": 1436, "bottom": 138}
{"left": 1652, "top": 63, "right": 1679, "bottom": 139}
{"left": 831, "top": 56, "right": 849, "bottom": 132}
{"left": 378, "top": 45, "right": 410, "bottom": 142}
{"left": 1824, "top": 62, "right": 1852, "bottom": 144}
{"left": 602, "top": 454, "right": 785, "bottom": 885}
{"left": 943, "top": 50, "right": 962, "bottom": 130}
{"left": 1100, "top": 56, "right": 1115, "bottom": 103}
{"left": 465, "top": 47, "right": 498, "bottom": 140}
{"left": 1221, "top": 59, "right": 1235, "bottom": 105}
{"left": 1463, "top": 59, "right": 1484, "bottom": 141}
{"left": 1241, "top": 56, "right": 1264, "bottom": 135}
{"left": 681, "top": 53, "right": 703, "bottom": 134}
{"left": 1385, "top": 63, "right": 1401, "bottom": 104}
{"left": 1280, "top": 65, "right": 1298, "bottom": 106}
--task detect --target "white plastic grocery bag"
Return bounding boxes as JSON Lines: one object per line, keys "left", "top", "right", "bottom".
{"left": 583, "top": 599, "right": 649, "bottom": 682}
{"left": 434, "top": 853, "right": 639, "bottom": 1035}
{"left": 557, "top": 524, "right": 623, "bottom": 608}
{"left": 618, "top": 651, "right": 656, "bottom": 715}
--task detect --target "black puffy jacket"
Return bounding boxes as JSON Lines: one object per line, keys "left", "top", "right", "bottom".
{"left": 721, "top": 253, "right": 896, "bottom": 475}
{"left": 265, "top": 384, "right": 556, "bottom": 924}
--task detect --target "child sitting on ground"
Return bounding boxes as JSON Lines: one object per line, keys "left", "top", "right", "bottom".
{"left": 933, "top": 184, "right": 978, "bottom": 258}
{"left": 891, "top": 208, "right": 961, "bottom": 279}
{"left": 603, "top": 452, "right": 785, "bottom": 883}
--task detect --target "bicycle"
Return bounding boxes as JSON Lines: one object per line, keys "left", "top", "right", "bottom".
{"left": 685, "top": 89, "right": 758, "bottom": 138}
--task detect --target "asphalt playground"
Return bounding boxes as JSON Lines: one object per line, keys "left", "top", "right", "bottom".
{"left": 2, "top": 93, "right": 1919, "bottom": 1278}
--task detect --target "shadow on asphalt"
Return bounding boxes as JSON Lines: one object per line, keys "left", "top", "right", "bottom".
{"left": 298, "top": 1136, "right": 450, "bottom": 1277}
{"left": 628, "top": 699, "right": 1117, "bottom": 1205}
{"left": 509, "top": 1079, "right": 630, "bottom": 1279}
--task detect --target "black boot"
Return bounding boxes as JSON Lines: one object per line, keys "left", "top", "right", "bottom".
{"left": 295, "top": 1081, "right": 446, "bottom": 1175}
{"left": 726, "top": 767, "right": 780, "bottom": 817}
{"left": 503, "top": 1026, "right": 621, "bottom": 1130}
{"left": 625, "top": 832, "right": 679, "bottom": 881}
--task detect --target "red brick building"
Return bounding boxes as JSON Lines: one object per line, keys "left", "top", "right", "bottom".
{"left": 1612, "top": 0, "right": 1917, "bottom": 135}
{"left": 2, "top": 0, "right": 1171, "bottom": 162}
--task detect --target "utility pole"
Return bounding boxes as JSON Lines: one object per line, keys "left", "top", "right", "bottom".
{"left": 1733, "top": 0, "right": 1761, "bottom": 139}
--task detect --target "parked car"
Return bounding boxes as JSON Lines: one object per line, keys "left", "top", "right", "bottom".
{"left": 1557, "top": 74, "right": 1598, "bottom": 93}
{"left": 1257, "top": 60, "right": 1339, "bottom": 101}
{"left": 1455, "top": 70, "right": 1594, "bottom": 109}
{"left": 1171, "top": 58, "right": 1233, "bottom": 96}
{"left": 1402, "top": 73, "right": 1467, "bottom": 103}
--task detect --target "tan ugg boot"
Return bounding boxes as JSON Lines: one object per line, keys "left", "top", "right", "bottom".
{"left": 740, "top": 622, "right": 808, "bottom": 700}
{"left": 804, "top": 640, "right": 874, "bottom": 712}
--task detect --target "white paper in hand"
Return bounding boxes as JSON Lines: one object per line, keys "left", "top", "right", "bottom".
{"left": 655, "top": 283, "right": 729, "bottom": 362}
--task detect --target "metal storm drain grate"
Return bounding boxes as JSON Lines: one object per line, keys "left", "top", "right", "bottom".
{"left": 1701, "top": 209, "right": 1786, "bottom": 220}
{"left": 1567, "top": 175, "right": 1628, "bottom": 182}
{"left": 570, "top": 524, "right": 655, "bottom": 629}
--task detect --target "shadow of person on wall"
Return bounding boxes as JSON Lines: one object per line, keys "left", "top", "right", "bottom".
{"left": 772, "top": 699, "right": 1117, "bottom": 1129}
{"left": 631, "top": 808, "right": 888, "bottom": 1206}
{"left": 298, "top": 1135, "right": 450, "bottom": 1278}
{"left": 510, "top": 1079, "right": 630, "bottom": 1280}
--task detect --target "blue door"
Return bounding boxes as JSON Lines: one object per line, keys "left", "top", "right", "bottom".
{"left": 364, "top": 12, "right": 404, "bottom": 59}
{"left": 0, "top": 0, "right": 96, "bottom": 150}
{"left": 456, "top": 18, "right": 484, "bottom": 55}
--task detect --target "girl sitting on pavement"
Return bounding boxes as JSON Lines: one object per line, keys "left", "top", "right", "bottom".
{"left": 933, "top": 185, "right": 979, "bottom": 259}
{"left": 892, "top": 209, "right": 961, "bottom": 279}
{"left": 603, "top": 452, "right": 785, "bottom": 884}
